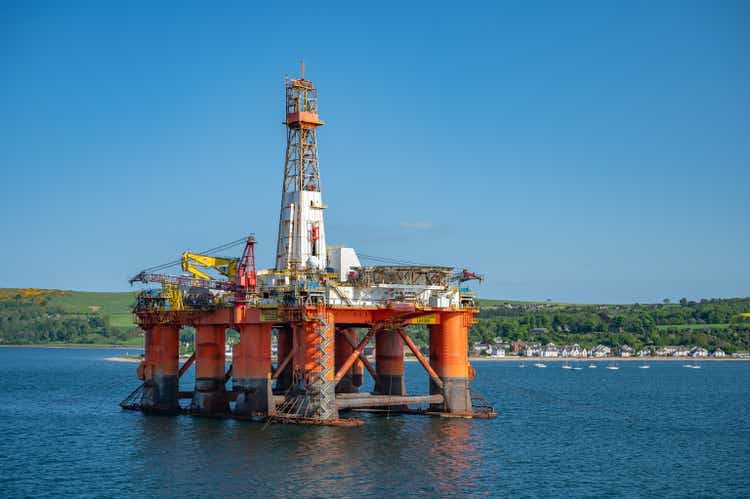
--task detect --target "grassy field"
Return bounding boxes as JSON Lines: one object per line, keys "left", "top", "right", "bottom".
{"left": 656, "top": 323, "right": 730, "bottom": 330}
{"left": 477, "top": 298, "right": 593, "bottom": 308}
{"left": 0, "top": 288, "right": 138, "bottom": 328}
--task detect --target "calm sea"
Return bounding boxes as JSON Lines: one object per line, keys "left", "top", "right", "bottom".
{"left": 0, "top": 348, "right": 748, "bottom": 497}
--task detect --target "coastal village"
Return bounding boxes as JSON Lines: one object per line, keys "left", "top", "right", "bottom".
{"left": 202, "top": 336, "right": 749, "bottom": 362}
{"left": 470, "top": 339, "right": 750, "bottom": 359}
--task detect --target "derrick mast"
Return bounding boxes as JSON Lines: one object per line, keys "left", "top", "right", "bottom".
{"left": 275, "top": 64, "right": 327, "bottom": 272}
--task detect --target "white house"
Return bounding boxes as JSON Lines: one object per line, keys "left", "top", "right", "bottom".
{"left": 472, "top": 342, "right": 490, "bottom": 356}
{"left": 591, "top": 345, "right": 611, "bottom": 358}
{"left": 711, "top": 348, "right": 726, "bottom": 358}
{"left": 620, "top": 344, "right": 633, "bottom": 357}
{"left": 541, "top": 343, "right": 559, "bottom": 358}
{"left": 690, "top": 347, "right": 709, "bottom": 358}
{"left": 523, "top": 343, "right": 542, "bottom": 357}
{"left": 490, "top": 345, "right": 506, "bottom": 358}
{"left": 655, "top": 347, "right": 677, "bottom": 357}
{"left": 561, "top": 344, "right": 587, "bottom": 358}
{"left": 673, "top": 347, "right": 690, "bottom": 357}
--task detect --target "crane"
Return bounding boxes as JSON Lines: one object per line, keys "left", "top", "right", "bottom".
{"left": 180, "top": 236, "right": 257, "bottom": 292}
{"left": 181, "top": 253, "right": 238, "bottom": 281}
{"left": 129, "top": 236, "right": 258, "bottom": 311}
{"left": 451, "top": 269, "right": 483, "bottom": 284}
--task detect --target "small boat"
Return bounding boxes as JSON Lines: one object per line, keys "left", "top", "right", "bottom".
{"left": 606, "top": 363, "right": 620, "bottom": 370}
{"left": 572, "top": 363, "right": 584, "bottom": 371}
{"left": 684, "top": 363, "right": 701, "bottom": 369}
{"left": 588, "top": 363, "right": 598, "bottom": 369}
{"left": 562, "top": 362, "right": 573, "bottom": 370}
{"left": 533, "top": 363, "right": 547, "bottom": 368}
{"left": 638, "top": 364, "right": 651, "bottom": 369}
{"left": 518, "top": 363, "right": 527, "bottom": 368}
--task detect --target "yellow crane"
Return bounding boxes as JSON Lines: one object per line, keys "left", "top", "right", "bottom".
{"left": 181, "top": 251, "right": 239, "bottom": 281}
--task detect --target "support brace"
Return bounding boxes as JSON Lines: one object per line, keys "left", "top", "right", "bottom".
{"left": 397, "top": 328, "right": 444, "bottom": 390}
{"left": 341, "top": 332, "right": 380, "bottom": 387}
{"left": 333, "top": 327, "right": 377, "bottom": 383}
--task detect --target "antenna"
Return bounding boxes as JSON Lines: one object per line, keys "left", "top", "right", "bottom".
{"left": 301, "top": 59, "right": 305, "bottom": 80}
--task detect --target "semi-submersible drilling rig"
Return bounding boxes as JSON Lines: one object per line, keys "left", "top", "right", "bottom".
{"left": 123, "top": 67, "right": 495, "bottom": 426}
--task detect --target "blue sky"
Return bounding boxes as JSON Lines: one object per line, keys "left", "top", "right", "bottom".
{"left": 1, "top": 1, "right": 748, "bottom": 303}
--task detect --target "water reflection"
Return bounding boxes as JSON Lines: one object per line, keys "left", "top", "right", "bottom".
{"left": 125, "top": 410, "right": 481, "bottom": 496}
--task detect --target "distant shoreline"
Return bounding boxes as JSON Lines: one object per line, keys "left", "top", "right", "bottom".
{"left": 466, "top": 356, "right": 749, "bottom": 362}
{"left": 102, "top": 355, "right": 749, "bottom": 364}
{"left": 3, "top": 345, "right": 748, "bottom": 362}
{"left": 0, "top": 344, "right": 142, "bottom": 350}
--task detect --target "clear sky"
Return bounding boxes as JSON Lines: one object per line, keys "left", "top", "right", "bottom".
{"left": 1, "top": 1, "right": 748, "bottom": 303}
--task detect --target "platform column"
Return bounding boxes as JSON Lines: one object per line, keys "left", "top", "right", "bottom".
{"left": 429, "top": 312, "right": 472, "bottom": 413}
{"left": 288, "top": 309, "right": 337, "bottom": 420}
{"left": 140, "top": 324, "right": 180, "bottom": 414}
{"left": 274, "top": 326, "right": 293, "bottom": 392}
{"left": 374, "top": 327, "right": 406, "bottom": 397}
{"left": 190, "top": 325, "right": 229, "bottom": 416}
{"left": 335, "top": 327, "right": 359, "bottom": 393}
{"left": 311, "top": 309, "right": 337, "bottom": 419}
{"left": 233, "top": 323, "right": 274, "bottom": 419}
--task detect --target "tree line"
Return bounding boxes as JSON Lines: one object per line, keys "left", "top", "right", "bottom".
{"left": 469, "top": 298, "right": 750, "bottom": 353}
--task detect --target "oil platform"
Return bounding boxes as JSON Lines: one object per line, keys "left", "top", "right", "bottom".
{"left": 122, "top": 66, "right": 495, "bottom": 426}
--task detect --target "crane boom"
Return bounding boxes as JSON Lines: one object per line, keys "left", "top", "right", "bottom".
{"left": 129, "top": 236, "right": 257, "bottom": 293}
{"left": 451, "top": 269, "right": 483, "bottom": 284}
{"left": 129, "top": 272, "right": 237, "bottom": 291}
{"left": 181, "top": 252, "right": 238, "bottom": 280}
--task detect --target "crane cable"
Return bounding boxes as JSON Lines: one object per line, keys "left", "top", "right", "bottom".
{"left": 140, "top": 241, "right": 462, "bottom": 277}
{"left": 356, "top": 253, "right": 451, "bottom": 268}
{"left": 139, "top": 237, "right": 250, "bottom": 273}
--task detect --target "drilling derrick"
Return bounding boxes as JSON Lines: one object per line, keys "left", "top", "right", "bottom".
{"left": 276, "top": 65, "right": 327, "bottom": 272}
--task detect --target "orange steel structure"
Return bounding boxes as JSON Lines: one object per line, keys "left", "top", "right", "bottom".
{"left": 123, "top": 65, "right": 494, "bottom": 426}
{"left": 130, "top": 305, "right": 489, "bottom": 424}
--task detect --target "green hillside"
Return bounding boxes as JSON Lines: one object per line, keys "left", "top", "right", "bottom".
{"left": 43, "top": 290, "right": 137, "bottom": 328}
{"left": 472, "top": 297, "right": 750, "bottom": 353}
{"left": 0, "top": 288, "right": 140, "bottom": 346}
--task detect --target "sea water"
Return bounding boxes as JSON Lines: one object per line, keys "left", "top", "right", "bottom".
{"left": 0, "top": 348, "right": 748, "bottom": 497}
